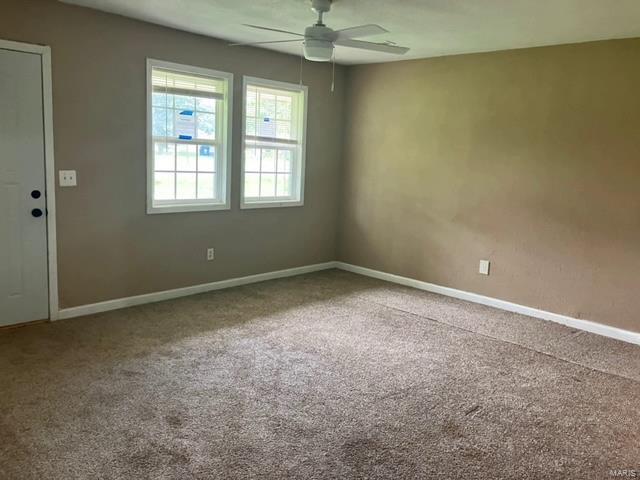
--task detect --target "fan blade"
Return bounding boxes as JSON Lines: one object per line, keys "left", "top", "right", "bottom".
{"left": 242, "top": 24, "right": 304, "bottom": 37}
{"left": 335, "top": 39, "right": 409, "bottom": 55}
{"left": 334, "top": 24, "right": 388, "bottom": 40}
{"left": 229, "top": 39, "right": 302, "bottom": 47}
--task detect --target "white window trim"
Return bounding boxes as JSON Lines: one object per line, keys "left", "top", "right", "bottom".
{"left": 146, "top": 58, "right": 233, "bottom": 214}
{"left": 240, "top": 76, "right": 308, "bottom": 210}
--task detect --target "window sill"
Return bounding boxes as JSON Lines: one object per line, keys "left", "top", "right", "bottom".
{"left": 240, "top": 199, "right": 304, "bottom": 210}
{"left": 147, "top": 202, "right": 230, "bottom": 214}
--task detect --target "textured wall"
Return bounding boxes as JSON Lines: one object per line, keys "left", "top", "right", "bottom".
{"left": 1, "top": 0, "right": 345, "bottom": 308}
{"left": 3, "top": 1, "right": 639, "bottom": 332}
{"left": 339, "top": 39, "right": 640, "bottom": 332}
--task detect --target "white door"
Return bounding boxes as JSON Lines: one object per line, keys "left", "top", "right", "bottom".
{"left": 0, "top": 47, "right": 49, "bottom": 327}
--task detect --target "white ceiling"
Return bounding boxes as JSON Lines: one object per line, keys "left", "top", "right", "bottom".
{"left": 60, "top": 0, "right": 640, "bottom": 65}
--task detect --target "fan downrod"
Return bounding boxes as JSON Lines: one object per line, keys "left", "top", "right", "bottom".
{"left": 311, "top": 0, "right": 332, "bottom": 26}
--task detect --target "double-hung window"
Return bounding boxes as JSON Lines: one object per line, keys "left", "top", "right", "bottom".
{"left": 147, "top": 59, "right": 232, "bottom": 213}
{"left": 241, "top": 77, "right": 308, "bottom": 208}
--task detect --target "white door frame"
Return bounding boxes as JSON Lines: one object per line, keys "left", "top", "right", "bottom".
{"left": 0, "top": 39, "right": 58, "bottom": 321}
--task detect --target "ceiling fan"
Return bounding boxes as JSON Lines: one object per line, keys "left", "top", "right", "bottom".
{"left": 230, "top": 0, "right": 409, "bottom": 62}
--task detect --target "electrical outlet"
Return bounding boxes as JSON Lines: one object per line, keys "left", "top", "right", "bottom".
{"left": 479, "top": 260, "right": 490, "bottom": 275}
{"left": 58, "top": 170, "right": 77, "bottom": 187}
{"left": 206, "top": 248, "right": 215, "bottom": 261}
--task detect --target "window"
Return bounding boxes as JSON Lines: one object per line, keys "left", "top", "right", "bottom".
{"left": 147, "top": 59, "right": 232, "bottom": 213}
{"left": 241, "top": 77, "right": 307, "bottom": 208}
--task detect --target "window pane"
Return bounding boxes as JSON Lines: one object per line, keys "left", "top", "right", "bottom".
{"left": 259, "top": 93, "right": 276, "bottom": 118}
{"left": 242, "top": 82, "right": 305, "bottom": 206}
{"left": 261, "top": 149, "right": 276, "bottom": 172}
{"left": 246, "top": 89, "right": 257, "bottom": 117}
{"left": 245, "top": 147, "right": 259, "bottom": 171}
{"left": 176, "top": 172, "right": 196, "bottom": 199}
{"left": 197, "top": 112, "right": 216, "bottom": 140}
{"left": 197, "top": 173, "right": 215, "bottom": 199}
{"left": 198, "top": 145, "right": 215, "bottom": 172}
{"left": 276, "top": 173, "right": 292, "bottom": 197}
{"left": 154, "top": 142, "right": 175, "bottom": 171}
{"left": 150, "top": 64, "right": 231, "bottom": 210}
{"left": 276, "top": 97, "right": 292, "bottom": 120}
{"left": 246, "top": 117, "right": 256, "bottom": 136}
{"left": 276, "top": 122, "right": 291, "bottom": 139}
{"left": 175, "top": 109, "right": 195, "bottom": 140}
{"left": 175, "top": 94, "right": 195, "bottom": 110}
{"left": 153, "top": 92, "right": 174, "bottom": 108}
{"left": 177, "top": 144, "right": 197, "bottom": 171}
{"left": 152, "top": 107, "right": 174, "bottom": 137}
{"left": 277, "top": 150, "right": 292, "bottom": 172}
{"left": 154, "top": 172, "right": 174, "bottom": 200}
{"left": 260, "top": 173, "right": 276, "bottom": 197}
{"left": 196, "top": 97, "right": 216, "bottom": 113}
{"left": 245, "top": 173, "right": 260, "bottom": 197}
{"left": 258, "top": 117, "right": 276, "bottom": 137}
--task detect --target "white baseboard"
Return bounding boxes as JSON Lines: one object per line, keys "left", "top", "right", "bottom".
{"left": 56, "top": 259, "right": 640, "bottom": 347}
{"left": 57, "top": 262, "right": 338, "bottom": 320}
{"left": 335, "top": 262, "right": 640, "bottom": 347}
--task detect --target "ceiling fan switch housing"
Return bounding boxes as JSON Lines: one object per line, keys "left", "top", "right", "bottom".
{"left": 304, "top": 39, "right": 335, "bottom": 62}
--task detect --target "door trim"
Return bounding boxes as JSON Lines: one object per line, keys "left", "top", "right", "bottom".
{"left": 0, "top": 39, "right": 58, "bottom": 321}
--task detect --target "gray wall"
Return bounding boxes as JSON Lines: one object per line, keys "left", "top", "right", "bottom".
{"left": 3, "top": 1, "right": 638, "bottom": 335}
{"left": 1, "top": 0, "right": 345, "bottom": 308}
{"left": 339, "top": 38, "right": 640, "bottom": 333}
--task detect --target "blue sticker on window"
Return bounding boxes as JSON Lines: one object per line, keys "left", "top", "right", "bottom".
{"left": 176, "top": 110, "right": 196, "bottom": 140}
{"left": 260, "top": 117, "right": 275, "bottom": 137}
{"left": 200, "top": 145, "right": 211, "bottom": 155}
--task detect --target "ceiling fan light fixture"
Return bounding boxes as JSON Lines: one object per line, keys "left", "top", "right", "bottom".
{"left": 303, "top": 39, "right": 334, "bottom": 62}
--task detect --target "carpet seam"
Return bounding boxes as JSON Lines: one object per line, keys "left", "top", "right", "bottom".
{"left": 364, "top": 298, "right": 640, "bottom": 386}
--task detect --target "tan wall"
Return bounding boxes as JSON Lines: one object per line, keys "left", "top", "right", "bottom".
{"left": 1, "top": 0, "right": 345, "bottom": 308}
{"left": 3, "top": 0, "right": 638, "bottom": 331}
{"left": 339, "top": 39, "right": 640, "bottom": 332}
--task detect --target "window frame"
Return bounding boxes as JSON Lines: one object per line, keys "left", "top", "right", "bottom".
{"left": 146, "top": 58, "right": 233, "bottom": 214}
{"left": 240, "top": 76, "right": 308, "bottom": 209}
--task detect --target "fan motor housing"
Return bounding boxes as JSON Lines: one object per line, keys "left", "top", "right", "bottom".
{"left": 305, "top": 25, "right": 334, "bottom": 40}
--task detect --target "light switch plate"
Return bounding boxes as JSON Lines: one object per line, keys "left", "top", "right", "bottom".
{"left": 59, "top": 170, "right": 77, "bottom": 187}
{"left": 479, "top": 260, "right": 490, "bottom": 275}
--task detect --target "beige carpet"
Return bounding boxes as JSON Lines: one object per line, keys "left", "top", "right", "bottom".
{"left": 1, "top": 269, "right": 639, "bottom": 479}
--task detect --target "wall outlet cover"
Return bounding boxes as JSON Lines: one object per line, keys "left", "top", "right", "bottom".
{"left": 59, "top": 170, "right": 77, "bottom": 187}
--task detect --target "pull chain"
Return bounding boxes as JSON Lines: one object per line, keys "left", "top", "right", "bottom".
{"left": 331, "top": 51, "right": 336, "bottom": 93}
{"left": 299, "top": 45, "right": 304, "bottom": 86}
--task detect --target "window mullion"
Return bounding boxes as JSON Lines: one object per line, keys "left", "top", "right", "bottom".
{"left": 195, "top": 143, "right": 199, "bottom": 199}
{"left": 173, "top": 138, "right": 178, "bottom": 200}
{"left": 258, "top": 147, "right": 263, "bottom": 198}
{"left": 216, "top": 96, "right": 223, "bottom": 200}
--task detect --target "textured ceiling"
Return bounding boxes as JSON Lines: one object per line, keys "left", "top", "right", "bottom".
{"left": 60, "top": 0, "right": 640, "bottom": 64}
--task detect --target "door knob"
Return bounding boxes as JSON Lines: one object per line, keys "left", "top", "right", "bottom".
{"left": 31, "top": 208, "right": 43, "bottom": 218}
